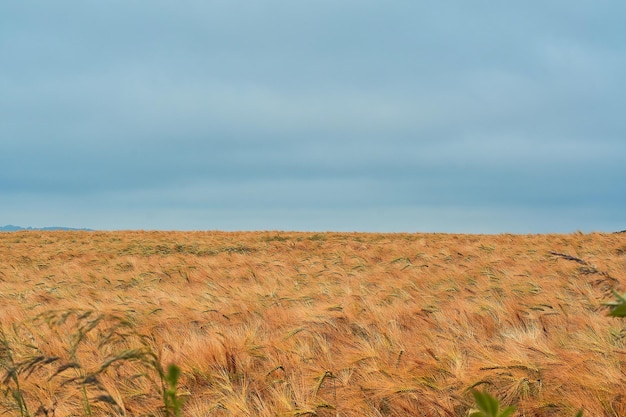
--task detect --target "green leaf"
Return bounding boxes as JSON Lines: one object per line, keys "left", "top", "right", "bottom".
{"left": 472, "top": 390, "right": 498, "bottom": 416}
{"left": 608, "top": 302, "right": 626, "bottom": 317}
{"left": 613, "top": 290, "right": 626, "bottom": 303}
{"left": 499, "top": 406, "right": 516, "bottom": 417}
{"left": 607, "top": 291, "right": 626, "bottom": 317}
{"left": 166, "top": 363, "right": 180, "bottom": 389}
{"left": 574, "top": 410, "right": 583, "bottom": 417}
{"left": 164, "top": 364, "right": 183, "bottom": 417}
{"left": 471, "top": 390, "right": 516, "bottom": 417}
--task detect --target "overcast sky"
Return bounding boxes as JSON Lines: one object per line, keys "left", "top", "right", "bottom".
{"left": 1, "top": 2, "right": 624, "bottom": 233}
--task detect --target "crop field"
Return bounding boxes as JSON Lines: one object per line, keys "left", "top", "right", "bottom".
{"left": 1, "top": 231, "right": 626, "bottom": 416}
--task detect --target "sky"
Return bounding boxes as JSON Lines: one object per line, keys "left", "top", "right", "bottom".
{"left": 1, "top": 1, "right": 625, "bottom": 233}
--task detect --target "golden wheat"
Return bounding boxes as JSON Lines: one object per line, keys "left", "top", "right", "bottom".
{"left": 0, "top": 231, "right": 625, "bottom": 416}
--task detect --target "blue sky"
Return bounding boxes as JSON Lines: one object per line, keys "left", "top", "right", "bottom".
{"left": 1, "top": 2, "right": 624, "bottom": 233}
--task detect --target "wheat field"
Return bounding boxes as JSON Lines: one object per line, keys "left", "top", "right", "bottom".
{"left": 1, "top": 231, "right": 625, "bottom": 416}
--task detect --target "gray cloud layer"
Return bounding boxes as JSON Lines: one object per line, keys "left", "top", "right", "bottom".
{"left": 1, "top": 2, "right": 624, "bottom": 232}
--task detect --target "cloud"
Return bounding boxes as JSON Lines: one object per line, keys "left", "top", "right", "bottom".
{"left": 1, "top": 2, "right": 624, "bottom": 231}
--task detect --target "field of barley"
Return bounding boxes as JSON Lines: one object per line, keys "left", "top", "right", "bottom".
{"left": 1, "top": 231, "right": 626, "bottom": 416}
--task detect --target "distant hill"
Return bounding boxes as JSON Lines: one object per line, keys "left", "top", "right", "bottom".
{"left": 0, "top": 225, "right": 93, "bottom": 232}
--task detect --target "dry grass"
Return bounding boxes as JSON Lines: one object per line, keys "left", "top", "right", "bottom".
{"left": 1, "top": 231, "right": 625, "bottom": 416}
